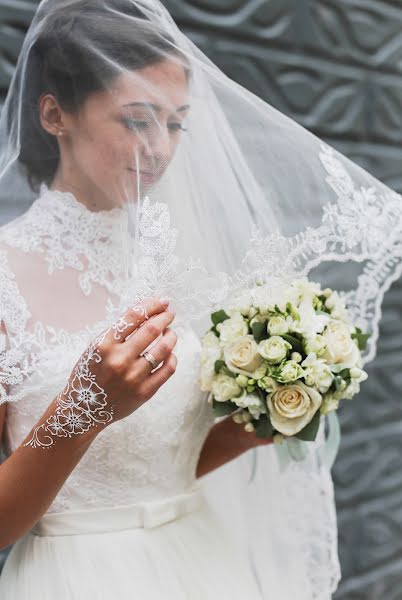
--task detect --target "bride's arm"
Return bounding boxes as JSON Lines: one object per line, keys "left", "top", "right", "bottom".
{"left": 0, "top": 397, "right": 103, "bottom": 550}
{"left": 0, "top": 300, "right": 176, "bottom": 551}
{"left": 196, "top": 415, "right": 272, "bottom": 478}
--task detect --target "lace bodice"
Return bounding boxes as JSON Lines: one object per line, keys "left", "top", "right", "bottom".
{"left": 0, "top": 187, "right": 214, "bottom": 513}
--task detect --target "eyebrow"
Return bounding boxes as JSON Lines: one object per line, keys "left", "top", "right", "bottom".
{"left": 122, "top": 102, "right": 190, "bottom": 113}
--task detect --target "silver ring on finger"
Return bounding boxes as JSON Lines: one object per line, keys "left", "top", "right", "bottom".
{"left": 142, "top": 350, "right": 160, "bottom": 370}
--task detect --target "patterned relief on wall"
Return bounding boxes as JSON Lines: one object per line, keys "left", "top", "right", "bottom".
{"left": 0, "top": 0, "right": 37, "bottom": 109}
{"left": 2, "top": 2, "right": 402, "bottom": 598}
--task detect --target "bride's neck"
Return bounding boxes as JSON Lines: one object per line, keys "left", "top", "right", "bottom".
{"left": 50, "top": 166, "right": 118, "bottom": 212}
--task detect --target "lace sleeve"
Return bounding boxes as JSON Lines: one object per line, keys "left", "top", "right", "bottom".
{"left": 0, "top": 247, "right": 32, "bottom": 405}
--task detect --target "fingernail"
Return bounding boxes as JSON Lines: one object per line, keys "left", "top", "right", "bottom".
{"left": 160, "top": 297, "right": 170, "bottom": 308}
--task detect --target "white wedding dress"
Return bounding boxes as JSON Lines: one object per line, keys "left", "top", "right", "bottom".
{"left": 0, "top": 187, "right": 264, "bottom": 599}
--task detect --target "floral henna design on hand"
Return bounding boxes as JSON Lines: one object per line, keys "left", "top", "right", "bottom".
{"left": 24, "top": 302, "right": 147, "bottom": 449}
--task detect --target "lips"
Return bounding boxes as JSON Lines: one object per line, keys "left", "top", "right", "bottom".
{"left": 128, "top": 168, "right": 157, "bottom": 184}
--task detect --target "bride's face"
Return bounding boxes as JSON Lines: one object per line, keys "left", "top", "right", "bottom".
{"left": 57, "top": 57, "right": 189, "bottom": 203}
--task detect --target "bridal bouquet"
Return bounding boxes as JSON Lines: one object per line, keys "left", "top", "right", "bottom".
{"left": 199, "top": 279, "right": 368, "bottom": 442}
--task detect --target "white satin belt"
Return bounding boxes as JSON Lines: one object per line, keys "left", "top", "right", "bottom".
{"left": 32, "top": 485, "right": 206, "bottom": 537}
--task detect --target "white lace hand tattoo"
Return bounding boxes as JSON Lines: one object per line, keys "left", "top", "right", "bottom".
{"left": 24, "top": 303, "right": 149, "bottom": 449}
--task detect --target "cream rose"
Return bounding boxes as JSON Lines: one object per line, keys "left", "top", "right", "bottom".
{"left": 257, "top": 336, "right": 291, "bottom": 364}
{"left": 267, "top": 381, "right": 322, "bottom": 436}
{"left": 216, "top": 312, "right": 249, "bottom": 344}
{"left": 211, "top": 373, "right": 243, "bottom": 403}
{"left": 322, "top": 320, "right": 360, "bottom": 367}
{"left": 224, "top": 335, "right": 263, "bottom": 377}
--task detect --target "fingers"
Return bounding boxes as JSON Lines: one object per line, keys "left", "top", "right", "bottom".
{"left": 128, "top": 310, "right": 176, "bottom": 355}
{"left": 138, "top": 328, "right": 178, "bottom": 375}
{"left": 139, "top": 352, "right": 178, "bottom": 399}
{"left": 106, "top": 297, "right": 170, "bottom": 344}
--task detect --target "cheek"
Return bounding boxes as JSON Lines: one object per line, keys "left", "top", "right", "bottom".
{"left": 74, "top": 124, "right": 137, "bottom": 173}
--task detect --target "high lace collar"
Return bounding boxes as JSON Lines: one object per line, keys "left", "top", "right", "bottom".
{"left": 37, "top": 183, "right": 128, "bottom": 227}
{"left": 0, "top": 184, "right": 131, "bottom": 297}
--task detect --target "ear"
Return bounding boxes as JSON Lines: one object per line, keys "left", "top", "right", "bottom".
{"left": 39, "top": 93, "right": 66, "bottom": 137}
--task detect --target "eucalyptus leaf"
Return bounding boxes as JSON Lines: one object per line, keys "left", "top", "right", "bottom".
{"left": 352, "top": 330, "right": 370, "bottom": 351}
{"left": 214, "top": 359, "right": 226, "bottom": 374}
{"left": 294, "top": 410, "right": 321, "bottom": 442}
{"left": 251, "top": 320, "right": 268, "bottom": 343}
{"left": 212, "top": 399, "right": 237, "bottom": 417}
{"left": 280, "top": 334, "right": 303, "bottom": 355}
{"left": 255, "top": 415, "right": 274, "bottom": 439}
{"left": 211, "top": 310, "right": 230, "bottom": 327}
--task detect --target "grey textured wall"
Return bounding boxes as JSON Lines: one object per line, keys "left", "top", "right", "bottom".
{"left": 1, "top": 1, "right": 402, "bottom": 597}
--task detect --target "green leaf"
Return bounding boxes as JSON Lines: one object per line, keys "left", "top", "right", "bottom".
{"left": 255, "top": 415, "right": 274, "bottom": 439}
{"left": 212, "top": 399, "right": 237, "bottom": 417}
{"left": 334, "top": 375, "right": 344, "bottom": 391}
{"left": 280, "top": 334, "right": 304, "bottom": 355}
{"left": 251, "top": 320, "right": 268, "bottom": 343}
{"left": 214, "top": 359, "right": 226, "bottom": 374}
{"left": 294, "top": 410, "right": 321, "bottom": 442}
{"left": 211, "top": 310, "right": 230, "bottom": 327}
{"left": 352, "top": 331, "right": 370, "bottom": 351}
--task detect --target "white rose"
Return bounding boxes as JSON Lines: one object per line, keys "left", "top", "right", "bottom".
{"left": 302, "top": 354, "right": 334, "bottom": 394}
{"left": 224, "top": 335, "right": 263, "bottom": 377}
{"left": 216, "top": 312, "right": 249, "bottom": 344}
{"left": 276, "top": 360, "right": 305, "bottom": 383}
{"left": 258, "top": 336, "right": 291, "bottom": 364}
{"left": 234, "top": 392, "right": 266, "bottom": 419}
{"left": 322, "top": 320, "right": 360, "bottom": 367}
{"left": 304, "top": 334, "right": 326, "bottom": 357}
{"left": 268, "top": 381, "right": 322, "bottom": 436}
{"left": 211, "top": 374, "right": 243, "bottom": 403}
{"left": 267, "top": 315, "right": 289, "bottom": 336}
{"left": 199, "top": 331, "right": 222, "bottom": 391}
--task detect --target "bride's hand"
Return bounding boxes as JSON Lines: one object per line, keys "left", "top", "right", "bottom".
{"left": 65, "top": 297, "right": 177, "bottom": 427}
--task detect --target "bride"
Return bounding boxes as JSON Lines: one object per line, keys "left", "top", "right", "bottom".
{"left": 0, "top": 0, "right": 401, "bottom": 598}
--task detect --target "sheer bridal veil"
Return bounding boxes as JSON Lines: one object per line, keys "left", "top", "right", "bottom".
{"left": 1, "top": 0, "right": 402, "bottom": 597}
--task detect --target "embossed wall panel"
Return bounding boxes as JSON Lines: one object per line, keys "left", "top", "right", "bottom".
{"left": 1, "top": 1, "right": 402, "bottom": 597}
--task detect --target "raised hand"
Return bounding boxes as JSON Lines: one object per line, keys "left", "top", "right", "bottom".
{"left": 25, "top": 298, "right": 177, "bottom": 448}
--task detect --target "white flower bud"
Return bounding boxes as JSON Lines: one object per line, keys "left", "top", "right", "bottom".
{"left": 325, "top": 296, "right": 336, "bottom": 310}
{"left": 291, "top": 352, "right": 302, "bottom": 363}
{"left": 242, "top": 411, "right": 252, "bottom": 423}
{"left": 350, "top": 367, "right": 362, "bottom": 379}
{"left": 244, "top": 422, "right": 255, "bottom": 433}
{"left": 232, "top": 412, "right": 244, "bottom": 424}
{"left": 305, "top": 375, "right": 315, "bottom": 386}
{"left": 273, "top": 433, "right": 285, "bottom": 444}
{"left": 339, "top": 380, "right": 347, "bottom": 391}
{"left": 322, "top": 288, "right": 332, "bottom": 298}
{"left": 236, "top": 374, "right": 249, "bottom": 387}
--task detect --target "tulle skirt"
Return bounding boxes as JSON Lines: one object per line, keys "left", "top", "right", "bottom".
{"left": 0, "top": 483, "right": 263, "bottom": 599}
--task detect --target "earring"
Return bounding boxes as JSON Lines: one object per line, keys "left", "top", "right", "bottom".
{"left": 57, "top": 131, "right": 63, "bottom": 137}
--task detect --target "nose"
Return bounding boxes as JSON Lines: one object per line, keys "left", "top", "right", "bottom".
{"left": 141, "top": 123, "right": 172, "bottom": 164}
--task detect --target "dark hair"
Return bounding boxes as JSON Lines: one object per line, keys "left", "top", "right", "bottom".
{"left": 16, "top": 1, "right": 186, "bottom": 191}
